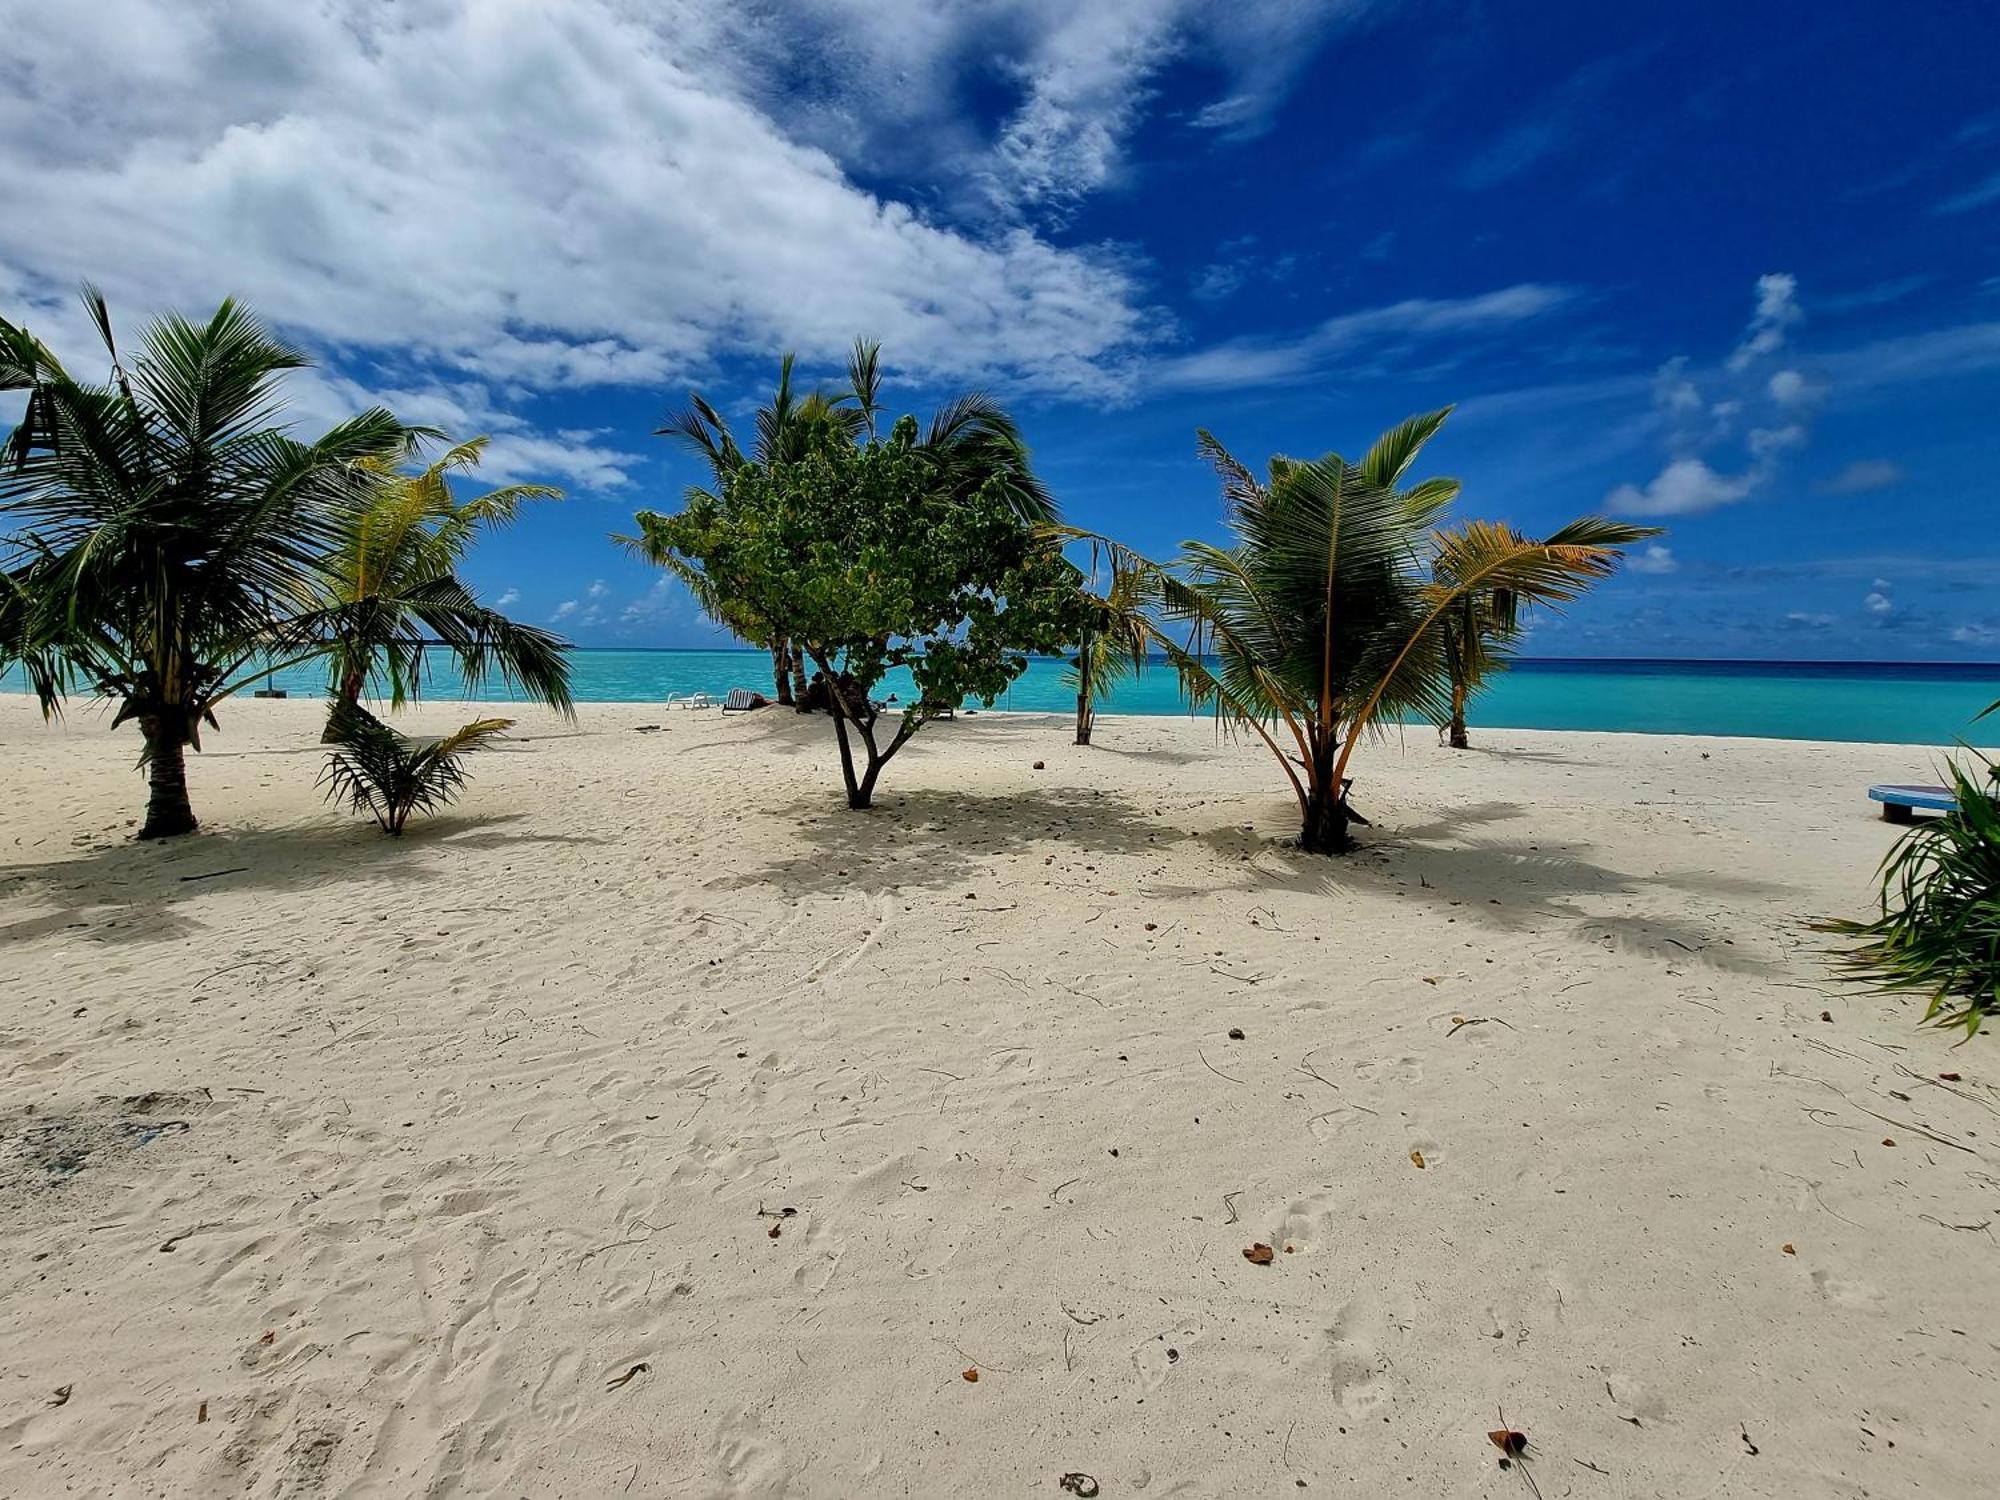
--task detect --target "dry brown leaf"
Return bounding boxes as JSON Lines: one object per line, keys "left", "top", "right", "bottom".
{"left": 1243, "top": 1242, "right": 1275, "bottom": 1265}
{"left": 961, "top": 1367, "right": 980, "bottom": 1383}
{"left": 1409, "top": 1149, "right": 1427, "bottom": 1169}
{"left": 1881, "top": 1137, "right": 1896, "bottom": 1147}
{"left": 1487, "top": 1428, "right": 1527, "bottom": 1454}
{"left": 1781, "top": 1243, "right": 1795, "bottom": 1255}
{"left": 1940, "top": 1071, "right": 1962, "bottom": 1082}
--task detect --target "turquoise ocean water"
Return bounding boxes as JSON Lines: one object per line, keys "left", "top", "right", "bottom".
{"left": 14, "top": 652, "right": 1993, "bottom": 747}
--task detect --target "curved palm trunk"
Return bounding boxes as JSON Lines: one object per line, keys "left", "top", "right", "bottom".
{"left": 1447, "top": 697, "right": 1470, "bottom": 750}
{"left": 1297, "top": 733, "right": 1350, "bottom": 854}
{"left": 138, "top": 713, "right": 197, "bottom": 839}
{"left": 322, "top": 666, "right": 367, "bottom": 743}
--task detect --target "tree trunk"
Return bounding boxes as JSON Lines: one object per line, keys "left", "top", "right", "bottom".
{"left": 790, "top": 647, "right": 810, "bottom": 711}
{"left": 1075, "top": 684, "right": 1093, "bottom": 746}
{"left": 771, "top": 640, "right": 794, "bottom": 705}
{"left": 1447, "top": 704, "right": 1469, "bottom": 750}
{"left": 1298, "top": 781, "right": 1350, "bottom": 855}
{"left": 322, "top": 667, "right": 366, "bottom": 743}
{"left": 138, "top": 714, "right": 198, "bottom": 840}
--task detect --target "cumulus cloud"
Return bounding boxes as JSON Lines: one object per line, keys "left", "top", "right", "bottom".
{"left": 1606, "top": 273, "right": 1824, "bottom": 516}
{"left": 1606, "top": 458, "right": 1755, "bottom": 517}
{"left": 1820, "top": 459, "right": 1904, "bottom": 494}
{"left": 1864, "top": 590, "right": 1893, "bottom": 617}
{"left": 494, "top": 588, "right": 521, "bottom": 609}
{"left": 0, "top": 0, "right": 1174, "bottom": 405}
{"left": 1784, "top": 611, "right": 1835, "bottom": 629}
{"left": 1728, "top": 272, "right": 1802, "bottom": 370}
{"left": 1627, "top": 543, "right": 1678, "bottom": 574}
{"left": 551, "top": 600, "right": 580, "bottom": 622}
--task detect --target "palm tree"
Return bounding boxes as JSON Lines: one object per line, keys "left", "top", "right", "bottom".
{"left": 0, "top": 290, "right": 416, "bottom": 838}
{"left": 302, "top": 436, "right": 571, "bottom": 739}
{"left": 643, "top": 339, "right": 1057, "bottom": 701}
{"left": 1065, "top": 534, "right": 1151, "bottom": 745}
{"left": 320, "top": 699, "right": 516, "bottom": 836}
{"left": 1433, "top": 517, "right": 1620, "bottom": 748}
{"left": 1130, "top": 410, "right": 1657, "bottom": 853}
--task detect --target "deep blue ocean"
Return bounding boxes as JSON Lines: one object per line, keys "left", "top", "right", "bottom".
{"left": 14, "top": 652, "right": 1989, "bottom": 747}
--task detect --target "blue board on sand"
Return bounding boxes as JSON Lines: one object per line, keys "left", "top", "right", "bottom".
{"left": 1867, "top": 783, "right": 1958, "bottom": 822}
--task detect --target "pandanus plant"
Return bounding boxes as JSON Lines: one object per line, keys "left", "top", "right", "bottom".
{"left": 1072, "top": 409, "right": 1658, "bottom": 853}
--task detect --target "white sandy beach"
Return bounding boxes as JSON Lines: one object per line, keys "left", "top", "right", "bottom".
{"left": 2, "top": 693, "right": 1996, "bottom": 1497}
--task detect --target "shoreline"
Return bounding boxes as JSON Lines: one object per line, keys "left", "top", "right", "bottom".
{"left": 2, "top": 695, "right": 1996, "bottom": 1495}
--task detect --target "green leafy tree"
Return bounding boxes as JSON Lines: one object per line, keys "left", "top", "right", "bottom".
{"left": 0, "top": 290, "right": 416, "bottom": 838}
{"left": 1080, "top": 410, "right": 1657, "bottom": 853}
{"left": 648, "top": 340, "right": 1056, "bottom": 705}
{"left": 634, "top": 415, "right": 1081, "bottom": 807}
{"left": 302, "top": 436, "right": 571, "bottom": 740}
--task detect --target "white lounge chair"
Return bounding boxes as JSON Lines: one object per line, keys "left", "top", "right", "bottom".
{"left": 666, "top": 691, "right": 718, "bottom": 710}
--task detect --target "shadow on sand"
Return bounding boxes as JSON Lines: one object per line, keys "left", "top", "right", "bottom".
{"left": 0, "top": 812, "right": 605, "bottom": 946}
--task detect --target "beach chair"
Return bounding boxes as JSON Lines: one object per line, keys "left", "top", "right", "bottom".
{"left": 666, "top": 691, "right": 717, "bottom": 710}
{"left": 1867, "top": 783, "right": 1958, "bottom": 823}
{"left": 721, "top": 688, "right": 765, "bottom": 713}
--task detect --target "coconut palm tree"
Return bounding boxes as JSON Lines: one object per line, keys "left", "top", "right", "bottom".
{"left": 1433, "top": 517, "right": 1629, "bottom": 748}
{"left": 642, "top": 339, "right": 1057, "bottom": 702}
{"left": 1117, "top": 410, "right": 1657, "bottom": 852}
{"left": 0, "top": 290, "right": 417, "bottom": 838}
{"left": 302, "top": 436, "right": 571, "bottom": 739}
{"left": 1065, "top": 533, "right": 1152, "bottom": 745}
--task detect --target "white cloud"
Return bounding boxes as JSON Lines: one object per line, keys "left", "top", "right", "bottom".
{"left": 1157, "top": 283, "right": 1574, "bottom": 390}
{"left": 1767, "top": 368, "right": 1809, "bottom": 405}
{"left": 585, "top": 579, "right": 610, "bottom": 601}
{"left": 1606, "top": 458, "right": 1755, "bottom": 517}
{"left": 494, "top": 587, "right": 521, "bottom": 609}
{"left": 1820, "top": 459, "right": 1904, "bottom": 494}
{"left": 1785, "top": 611, "right": 1835, "bottom": 628}
{"left": 1951, "top": 622, "right": 2000, "bottom": 644}
{"left": 1936, "top": 171, "right": 2000, "bottom": 214}
{"left": 1627, "top": 543, "right": 1678, "bottom": 574}
{"left": 0, "top": 0, "right": 1168, "bottom": 404}
{"left": 551, "top": 600, "right": 579, "bottom": 622}
{"left": 1871, "top": 577, "right": 1892, "bottom": 591}
{"left": 1728, "top": 273, "right": 1802, "bottom": 370}
{"left": 1864, "top": 591, "right": 1893, "bottom": 616}
{"left": 1747, "top": 424, "right": 1806, "bottom": 459}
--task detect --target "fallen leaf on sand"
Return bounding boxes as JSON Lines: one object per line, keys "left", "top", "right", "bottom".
{"left": 197, "top": 1400, "right": 207, "bottom": 1423}
{"left": 1422, "top": 976, "right": 1442, "bottom": 986}
{"left": 1940, "top": 1071, "right": 1962, "bottom": 1082}
{"left": 49, "top": 1385, "right": 71, "bottom": 1408}
{"left": 1410, "top": 1149, "right": 1427, "bottom": 1169}
{"left": 767, "top": 1224, "right": 781, "bottom": 1238}
{"left": 961, "top": 1367, "right": 979, "bottom": 1383}
{"left": 1881, "top": 1138, "right": 1896, "bottom": 1147}
{"left": 606, "top": 1362, "right": 651, "bottom": 1391}
{"left": 1781, "top": 1243, "right": 1795, "bottom": 1255}
{"left": 1488, "top": 1428, "right": 1527, "bottom": 1454}
{"left": 1243, "top": 1242, "right": 1275, "bottom": 1265}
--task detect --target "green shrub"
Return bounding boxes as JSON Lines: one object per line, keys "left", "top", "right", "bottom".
{"left": 1822, "top": 739, "right": 2000, "bottom": 1036}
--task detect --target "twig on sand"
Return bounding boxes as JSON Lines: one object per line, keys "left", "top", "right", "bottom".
{"left": 1198, "top": 1049, "right": 1245, "bottom": 1085}
{"left": 1296, "top": 1052, "right": 1341, "bottom": 1091}
{"left": 178, "top": 867, "right": 248, "bottom": 883}
{"left": 192, "top": 958, "right": 284, "bottom": 992}
{"left": 605, "top": 1362, "right": 650, "bottom": 1391}
{"left": 1049, "top": 1177, "right": 1083, "bottom": 1205}
{"left": 1222, "top": 1190, "right": 1243, "bottom": 1224}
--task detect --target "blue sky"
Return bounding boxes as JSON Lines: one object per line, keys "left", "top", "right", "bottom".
{"left": 3, "top": 0, "right": 1998, "bottom": 658}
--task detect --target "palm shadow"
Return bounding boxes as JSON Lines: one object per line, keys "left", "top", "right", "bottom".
{"left": 0, "top": 812, "right": 604, "bottom": 946}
